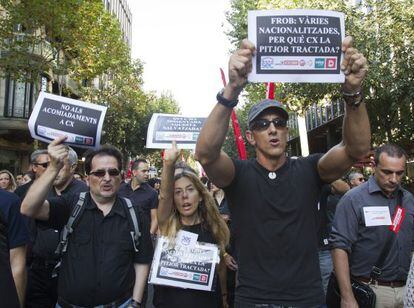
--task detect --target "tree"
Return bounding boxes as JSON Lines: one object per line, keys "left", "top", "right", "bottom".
{"left": 225, "top": 0, "right": 414, "bottom": 151}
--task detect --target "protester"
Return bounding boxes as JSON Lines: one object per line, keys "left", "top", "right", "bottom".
{"left": 330, "top": 143, "right": 414, "bottom": 308}
{"left": 0, "top": 169, "right": 17, "bottom": 192}
{"left": 0, "top": 189, "right": 29, "bottom": 307}
{"left": 15, "top": 173, "right": 24, "bottom": 186}
{"left": 155, "top": 141, "right": 230, "bottom": 308}
{"left": 348, "top": 171, "right": 365, "bottom": 188}
{"left": 15, "top": 149, "right": 50, "bottom": 199}
{"left": 195, "top": 36, "right": 370, "bottom": 307}
{"left": 21, "top": 136, "right": 153, "bottom": 307}
{"left": 119, "top": 158, "right": 159, "bottom": 237}
{"left": 209, "top": 181, "right": 231, "bottom": 222}
{"left": 148, "top": 178, "right": 161, "bottom": 194}
{"left": 25, "top": 146, "right": 87, "bottom": 308}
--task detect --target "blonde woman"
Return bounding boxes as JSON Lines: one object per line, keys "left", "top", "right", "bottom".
{"left": 0, "top": 170, "right": 17, "bottom": 192}
{"left": 154, "top": 141, "right": 230, "bottom": 308}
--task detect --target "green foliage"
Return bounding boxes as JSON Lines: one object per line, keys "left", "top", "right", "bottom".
{"left": 226, "top": 0, "right": 414, "bottom": 151}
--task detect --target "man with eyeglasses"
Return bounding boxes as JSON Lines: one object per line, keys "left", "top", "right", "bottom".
{"left": 24, "top": 146, "right": 87, "bottom": 308}
{"left": 196, "top": 37, "right": 371, "bottom": 307}
{"left": 21, "top": 136, "right": 153, "bottom": 308}
{"left": 348, "top": 171, "right": 365, "bottom": 188}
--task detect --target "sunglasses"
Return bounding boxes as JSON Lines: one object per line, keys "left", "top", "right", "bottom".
{"left": 89, "top": 168, "right": 121, "bottom": 178}
{"left": 357, "top": 177, "right": 365, "bottom": 181}
{"left": 250, "top": 118, "right": 287, "bottom": 131}
{"left": 34, "top": 162, "right": 50, "bottom": 168}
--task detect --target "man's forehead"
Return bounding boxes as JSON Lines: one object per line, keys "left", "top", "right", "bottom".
{"left": 36, "top": 153, "right": 50, "bottom": 162}
{"left": 137, "top": 162, "right": 148, "bottom": 170}
{"left": 91, "top": 154, "right": 118, "bottom": 168}
{"left": 377, "top": 153, "right": 406, "bottom": 169}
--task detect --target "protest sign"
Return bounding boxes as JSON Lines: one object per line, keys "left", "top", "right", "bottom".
{"left": 248, "top": 9, "right": 345, "bottom": 83}
{"left": 28, "top": 92, "right": 107, "bottom": 149}
{"left": 149, "top": 236, "right": 219, "bottom": 291}
{"left": 146, "top": 113, "right": 206, "bottom": 150}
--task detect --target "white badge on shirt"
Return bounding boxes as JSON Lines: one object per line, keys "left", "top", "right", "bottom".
{"left": 363, "top": 206, "right": 392, "bottom": 227}
{"left": 176, "top": 230, "right": 198, "bottom": 248}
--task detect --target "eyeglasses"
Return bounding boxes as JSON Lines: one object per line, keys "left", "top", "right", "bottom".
{"left": 89, "top": 168, "right": 121, "bottom": 178}
{"left": 34, "top": 162, "right": 50, "bottom": 168}
{"left": 358, "top": 177, "right": 365, "bottom": 181}
{"left": 250, "top": 118, "right": 287, "bottom": 131}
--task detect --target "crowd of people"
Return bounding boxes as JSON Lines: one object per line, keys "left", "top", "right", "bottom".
{"left": 1, "top": 36, "right": 413, "bottom": 308}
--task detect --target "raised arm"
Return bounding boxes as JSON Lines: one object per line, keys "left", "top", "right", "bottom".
{"left": 157, "top": 141, "right": 180, "bottom": 228}
{"left": 21, "top": 136, "right": 68, "bottom": 220}
{"left": 318, "top": 37, "right": 371, "bottom": 183}
{"left": 195, "top": 39, "right": 255, "bottom": 187}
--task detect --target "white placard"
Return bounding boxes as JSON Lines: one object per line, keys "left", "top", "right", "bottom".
{"left": 146, "top": 113, "right": 206, "bottom": 150}
{"left": 363, "top": 206, "right": 392, "bottom": 227}
{"left": 248, "top": 9, "right": 345, "bottom": 83}
{"left": 28, "top": 92, "right": 107, "bottom": 149}
{"left": 149, "top": 236, "right": 219, "bottom": 291}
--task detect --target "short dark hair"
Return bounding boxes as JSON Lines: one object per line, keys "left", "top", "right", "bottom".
{"left": 84, "top": 145, "right": 123, "bottom": 174}
{"left": 132, "top": 158, "right": 148, "bottom": 171}
{"left": 374, "top": 143, "right": 407, "bottom": 165}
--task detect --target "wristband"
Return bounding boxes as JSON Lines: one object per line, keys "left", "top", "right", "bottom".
{"left": 342, "top": 89, "right": 364, "bottom": 107}
{"left": 216, "top": 89, "right": 238, "bottom": 108}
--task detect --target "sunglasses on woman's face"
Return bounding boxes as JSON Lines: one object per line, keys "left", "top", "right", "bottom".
{"left": 89, "top": 168, "right": 121, "bottom": 178}
{"left": 250, "top": 118, "right": 287, "bottom": 131}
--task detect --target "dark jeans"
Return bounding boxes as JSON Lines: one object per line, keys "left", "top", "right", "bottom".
{"left": 26, "top": 262, "right": 58, "bottom": 308}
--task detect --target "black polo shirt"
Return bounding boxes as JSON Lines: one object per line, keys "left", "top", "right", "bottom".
{"left": 119, "top": 182, "right": 158, "bottom": 221}
{"left": 46, "top": 192, "right": 153, "bottom": 306}
{"left": 32, "top": 179, "right": 88, "bottom": 260}
{"left": 224, "top": 155, "right": 325, "bottom": 306}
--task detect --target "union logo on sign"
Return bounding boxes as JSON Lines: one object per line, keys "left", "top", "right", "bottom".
{"left": 325, "top": 58, "right": 336, "bottom": 69}
{"left": 315, "top": 58, "right": 325, "bottom": 68}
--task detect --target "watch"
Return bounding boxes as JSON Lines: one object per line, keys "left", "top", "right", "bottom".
{"left": 342, "top": 90, "right": 364, "bottom": 107}
{"left": 216, "top": 89, "right": 238, "bottom": 108}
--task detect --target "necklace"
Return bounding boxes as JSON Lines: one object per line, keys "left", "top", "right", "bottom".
{"left": 268, "top": 172, "right": 277, "bottom": 180}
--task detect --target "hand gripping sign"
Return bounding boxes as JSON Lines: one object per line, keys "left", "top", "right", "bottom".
{"left": 248, "top": 9, "right": 345, "bottom": 83}
{"left": 28, "top": 92, "right": 107, "bottom": 149}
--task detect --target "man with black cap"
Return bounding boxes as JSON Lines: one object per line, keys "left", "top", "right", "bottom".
{"left": 196, "top": 37, "right": 371, "bottom": 307}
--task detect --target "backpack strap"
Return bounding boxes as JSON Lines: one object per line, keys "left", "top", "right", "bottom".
{"left": 122, "top": 197, "right": 141, "bottom": 252}
{"left": 55, "top": 192, "right": 87, "bottom": 255}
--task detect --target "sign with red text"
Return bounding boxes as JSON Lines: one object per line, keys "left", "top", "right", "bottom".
{"left": 248, "top": 9, "right": 345, "bottom": 83}
{"left": 28, "top": 92, "right": 107, "bottom": 149}
{"left": 149, "top": 236, "right": 219, "bottom": 291}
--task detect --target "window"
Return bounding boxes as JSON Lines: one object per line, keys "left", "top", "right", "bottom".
{"left": 4, "top": 77, "right": 35, "bottom": 118}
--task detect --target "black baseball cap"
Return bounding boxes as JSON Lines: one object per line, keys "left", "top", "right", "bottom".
{"left": 248, "top": 99, "right": 289, "bottom": 127}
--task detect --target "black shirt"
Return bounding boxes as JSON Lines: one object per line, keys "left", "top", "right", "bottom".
{"left": 46, "top": 192, "right": 153, "bottom": 306}
{"left": 119, "top": 182, "right": 158, "bottom": 221}
{"left": 33, "top": 179, "right": 88, "bottom": 260}
{"left": 224, "top": 155, "right": 325, "bottom": 306}
{"left": 153, "top": 223, "right": 222, "bottom": 308}
{"left": 0, "top": 190, "right": 29, "bottom": 308}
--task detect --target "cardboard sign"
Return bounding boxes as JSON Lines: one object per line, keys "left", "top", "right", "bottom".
{"left": 146, "top": 113, "right": 206, "bottom": 150}
{"left": 248, "top": 9, "right": 345, "bottom": 83}
{"left": 28, "top": 92, "right": 107, "bottom": 149}
{"left": 149, "top": 236, "right": 219, "bottom": 291}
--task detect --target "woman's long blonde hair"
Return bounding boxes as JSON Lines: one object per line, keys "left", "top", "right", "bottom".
{"left": 163, "top": 171, "right": 230, "bottom": 253}
{"left": 0, "top": 170, "right": 17, "bottom": 192}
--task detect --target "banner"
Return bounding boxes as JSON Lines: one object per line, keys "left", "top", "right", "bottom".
{"left": 146, "top": 113, "right": 206, "bottom": 150}
{"left": 248, "top": 9, "right": 345, "bottom": 83}
{"left": 28, "top": 92, "right": 107, "bottom": 149}
{"left": 149, "top": 234, "right": 219, "bottom": 291}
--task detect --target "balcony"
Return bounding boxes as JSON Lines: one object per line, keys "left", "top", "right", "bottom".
{"left": 305, "top": 100, "right": 345, "bottom": 131}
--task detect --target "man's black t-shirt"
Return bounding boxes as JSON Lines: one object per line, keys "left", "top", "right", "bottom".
{"left": 224, "top": 155, "right": 325, "bottom": 306}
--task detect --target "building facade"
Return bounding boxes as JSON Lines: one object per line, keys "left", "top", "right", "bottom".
{"left": 0, "top": 1, "right": 132, "bottom": 174}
